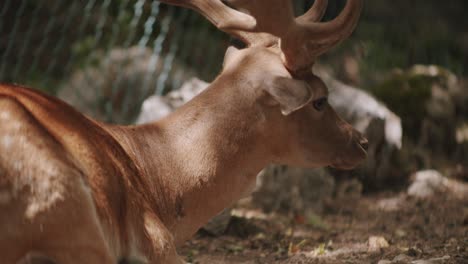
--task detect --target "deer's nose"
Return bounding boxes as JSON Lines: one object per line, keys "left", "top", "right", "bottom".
{"left": 359, "top": 137, "right": 369, "bottom": 151}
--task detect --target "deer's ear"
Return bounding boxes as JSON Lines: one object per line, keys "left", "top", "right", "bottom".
{"left": 265, "top": 77, "right": 314, "bottom": 115}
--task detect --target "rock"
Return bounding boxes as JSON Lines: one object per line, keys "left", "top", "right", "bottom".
{"left": 456, "top": 123, "right": 468, "bottom": 144}
{"left": 376, "top": 196, "right": 403, "bottom": 212}
{"left": 368, "top": 236, "right": 389, "bottom": 252}
{"left": 455, "top": 124, "right": 468, "bottom": 165}
{"left": 378, "top": 253, "right": 450, "bottom": 264}
{"left": 316, "top": 67, "right": 403, "bottom": 189}
{"left": 369, "top": 65, "right": 468, "bottom": 172}
{"left": 393, "top": 254, "right": 412, "bottom": 262}
{"left": 321, "top": 72, "right": 402, "bottom": 150}
{"left": 408, "top": 170, "right": 468, "bottom": 199}
{"left": 407, "top": 247, "right": 423, "bottom": 257}
{"left": 377, "top": 260, "right": 392, "bottom": 264}
{"left": 335, "top": 178, "right": 363, "bottom": 201}
{"left": 411, "top": 255, "right": 451, "bottom": 264}
{"left": 136, "top": 96, "right": 173, "bottom": 124}
{"left": 407, "top": 170, "right": 448, "bottom": 198}
{"left": 252, "top": 166, "right": 335, "bottom": 214}
{"left": 201, "top": 208, "right": 232, "bottom": 236}
{"left": 60, "top": 46, "right": 197, "bottom": 124}
{"left": 444, "top": 176, "right": 468, "bottom": 200}
{"left": 394, "top": 229, "right": 406, "bottom": 238}
{"left": 136, "top": 78, "right": 208, "bottom": 124}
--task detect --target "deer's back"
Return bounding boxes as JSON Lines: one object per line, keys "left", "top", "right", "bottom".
{"left": 0, "top": 84, "right": 145, "bottom": 258}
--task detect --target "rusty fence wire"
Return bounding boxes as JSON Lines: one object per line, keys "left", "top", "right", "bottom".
{"left": 0, "top": 0, "right": 314, "bottom": 123}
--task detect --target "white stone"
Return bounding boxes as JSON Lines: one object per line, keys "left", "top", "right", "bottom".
{"left": 407, "top": 170, "right": 448, "bottom": 198}
{"left": 368, "top": 236, "right": 389, "bottom": 252}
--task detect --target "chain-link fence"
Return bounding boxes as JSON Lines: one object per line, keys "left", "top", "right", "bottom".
{"left": 2, "top": 1, "right": 468, "bottom": 124}
{"left": 1, "top": 0, "right": 326, "bottom": 123}
{"left": 1, "top": 0, "right": 236, "bottom": 123}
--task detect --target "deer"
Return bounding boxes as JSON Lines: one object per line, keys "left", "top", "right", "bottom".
{"left": 0, "top": 0, "right": 366, "bottom": 263}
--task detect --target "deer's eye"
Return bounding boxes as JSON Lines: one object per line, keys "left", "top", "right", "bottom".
{"left": 312, "top": 97, "right": 327, "bottom": 111}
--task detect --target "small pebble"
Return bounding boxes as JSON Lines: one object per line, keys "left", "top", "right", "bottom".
{"left": 407, "top": 247, "right": 422, "bottom": 257}
{"left": 377, "top": 260, "right": 392, "bottom": 264}
{"left": 393, "top": 254, "right": 411, "bottom": 262}
{"left": 395, "top": 229, "right": 406, "bottom": 238}
{"left": 368, "top": 236, "right": 390, "bottom": 252}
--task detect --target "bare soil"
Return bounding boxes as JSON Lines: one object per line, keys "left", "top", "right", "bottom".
{"left": 180, "top": 192, "right": 468, "bottom": 263}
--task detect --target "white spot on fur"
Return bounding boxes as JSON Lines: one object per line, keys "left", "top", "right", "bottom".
{"left": 144, "top": 213, "right": 171, "bottom": 251}
{"left": 1, "top": 135, "right": 13, "bottom": 149}
{"left": 10, "top": 122, "right": 22, "bottom": 130}
{"left": 25, "top": 190, "right": 64, "bottom": 219}
{"left": 20, "top": 166, "right": 65, "bottom": 219}
{"left": 0, "top": 111, "right": 10, "bottom": 120}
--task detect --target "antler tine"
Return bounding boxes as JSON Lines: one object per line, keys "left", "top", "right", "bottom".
{"left": 297, "top": 0, "right": 329, "bottom": 23}
{"left": 306, "top": 0, "right": 362, "bottom": 42}
{"left": 157, "top": 0, "right": 256, "bottom": 34}
{"left": 158, "top": 0, "right": 289, "bottom": 47}
{"left": 158, "top": 0, "right": 361, "bottom": 73}
{"left": 159, "top": 0, "right": 298, "bottom": 48}
{"left": 281, "top": 0, "right": 363, "bottom": 72}
{"left": 224, "top": 0, "right": 296, "bottom": 47}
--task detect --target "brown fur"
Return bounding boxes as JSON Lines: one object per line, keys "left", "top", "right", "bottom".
{"left": 0, "top": 48, "right": 366, "bottom": 263}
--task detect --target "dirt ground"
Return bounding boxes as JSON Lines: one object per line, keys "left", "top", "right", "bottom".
{"left": 180, "top": 192, "right": 468, "bottom": 263}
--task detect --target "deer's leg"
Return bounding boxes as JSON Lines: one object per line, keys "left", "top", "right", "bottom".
{"left": 3, "top": 203, "right": 115, "bottom": 264}
{"left": 34, "top": 177, "right": 116, "bottom": 264}
{"left": 137, "top": 211, "right": 186, "bottom": 264}
{"left": 0, "top": 173, "right": 115, "bottom": 264}
{"left": 16, "top": 252, "right": 56, "bottom": 264}
{"left": 15, "top": 249, "right": 113, "bottom": 264}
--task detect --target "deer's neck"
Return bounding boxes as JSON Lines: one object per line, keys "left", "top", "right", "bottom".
{"left": 109, "top": 78, "right": 269, "bottom": 244}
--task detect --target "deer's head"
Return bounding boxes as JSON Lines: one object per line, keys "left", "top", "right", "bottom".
{"left": 162, "top": 0, "right": 367, "bottom": 169}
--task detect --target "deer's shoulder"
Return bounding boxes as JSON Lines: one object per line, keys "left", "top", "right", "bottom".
{"left": 0, "top": 89, "right": 87, "bottom": 218}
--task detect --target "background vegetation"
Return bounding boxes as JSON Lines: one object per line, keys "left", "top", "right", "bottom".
{"left": 1, "top": 0, "right": 467, "bottom": 93}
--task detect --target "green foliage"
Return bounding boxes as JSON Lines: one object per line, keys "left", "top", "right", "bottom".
{"left": 371, "top": 71, "right": 433, "bottom": 138}
{"left": 2, "top": 0, "right": 467, "bottom": 100}
{"left": 72, "top": 37, "right": 100, "bottom": 67}
{"left": 306, "top": 212, "right": 329, "bottom": 230}
{"left": 318, "top": 0, "right": 468, "bottom": 92}
{"left": 358, "top": 0, "right": 467, "bottom": 77}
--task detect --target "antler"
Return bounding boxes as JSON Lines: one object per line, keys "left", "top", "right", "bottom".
{"left": 156, "top": 0, "right": 257, "bottom": 33}
{"left": 228, "top": 0, "right": 362, "bottom": 72}
{"left": 158, "top": 0, "right": 362, "bottom": 72}
{"left": 281, "top": 0, "right": 363, "bottom": 72}
{"left": 158, "top": 0, "right": 294, "bottom": 47}
{"left": 297, "top": 0, "right": 329, "bottom": 23}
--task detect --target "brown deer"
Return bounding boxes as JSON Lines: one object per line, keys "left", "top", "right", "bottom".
{"left": 0, "top": 0, "right": 366, "bottom": 263}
